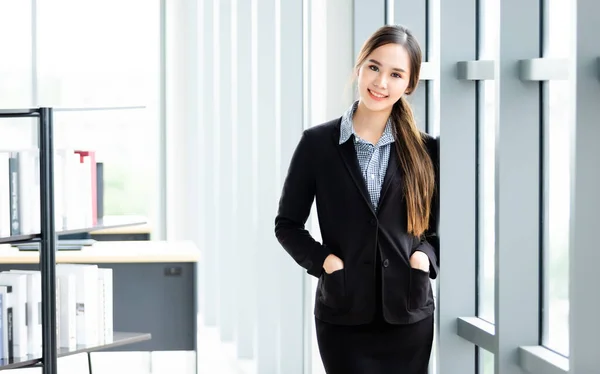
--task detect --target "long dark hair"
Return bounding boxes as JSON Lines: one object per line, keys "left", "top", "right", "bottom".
{"left": 355, "top": 25, "right": 434, "bottom": 237}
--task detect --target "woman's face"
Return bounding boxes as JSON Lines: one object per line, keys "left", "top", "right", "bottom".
{"left": 356, "top": 43, "right": 412, "bottom": 113}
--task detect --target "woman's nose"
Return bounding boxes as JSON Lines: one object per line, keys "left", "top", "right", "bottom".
{"left": 374, "top": 78, "right": 387, "bottom": 88}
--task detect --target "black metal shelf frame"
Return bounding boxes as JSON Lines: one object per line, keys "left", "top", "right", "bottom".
{"left": 39, "top": 107, "right": 58, "bottom": 374}
{"left": 0, "top": 108, "right": 58, "bottom": 374}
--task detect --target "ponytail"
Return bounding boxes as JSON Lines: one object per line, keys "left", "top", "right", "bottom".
{"left": 390, "top": 96, "right": 435, "bottom": 237}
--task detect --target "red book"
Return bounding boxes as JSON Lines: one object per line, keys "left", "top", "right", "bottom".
{"left": 74, "top": 150, "right": 97, "bottom": 226}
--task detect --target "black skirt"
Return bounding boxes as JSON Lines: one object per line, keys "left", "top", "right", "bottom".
{"left": 315, "top": 250, "right": 434, "bottom": 374}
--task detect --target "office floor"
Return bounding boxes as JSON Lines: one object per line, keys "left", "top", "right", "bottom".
{"left": 11, "top": 351, "right": 196, "bottom": 374}
{"left": 11, "top": 317, "right": 233, "bottom": 374}
{"left": 197, "top": 323, "right": 255, "bottom": 374}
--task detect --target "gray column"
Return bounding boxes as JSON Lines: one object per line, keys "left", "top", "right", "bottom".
{"left": 200, "top": 0, "right": 219, "bottom": 327}
{"left": 218, "top": 0, "right": 236, "bottom": 343}
{"left": 569, "top": 0, "right": 600, "bottom": 371}
{"left": 164, "top": 0, "right": 200, "bottom": 242}
{"left": 163, "top": 6, "right": 203, "bottom": 370}
{"left": 354, "top": 0, "right": 386, "bottom": 59}
{"left": 438, "top": 0, "right": 477, "bottom": 373}
{"left": 277, "top": 0, "right": 304, "bottom": 372}
{"left": 255, "top": 0, "right": 280, "bottom": 372}
{"left": 495, "top": 1, "right": 541, "bottom": 373}
{"left": 392, "top": 0, "right": 428, "bottom": 132}
{"left": 234, "top": 0, "right": 256, "bottom": 360}
{"left": 157, "top": 0, "right": 168, "bottom": 242}
{"left": 303, "top": 1, "right": 319, "bottom": 371}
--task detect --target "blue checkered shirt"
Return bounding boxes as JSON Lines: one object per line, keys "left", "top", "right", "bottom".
{"left": 339, "top": 101, "right": 395, "bottom": 210}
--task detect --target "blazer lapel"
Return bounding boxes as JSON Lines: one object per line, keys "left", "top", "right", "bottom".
{"left": 378, "top": 144, "right": 402, "bottom": 209}
{"left": 334, "top": 126, "right": 376, "bottom": 216}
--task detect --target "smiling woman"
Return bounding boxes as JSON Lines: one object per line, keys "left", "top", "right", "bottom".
{"left": 353, "top": 26, "right": 434, "bottom": 241}
{"left": 275, "top": 24, "right": 439, "bottom": 374}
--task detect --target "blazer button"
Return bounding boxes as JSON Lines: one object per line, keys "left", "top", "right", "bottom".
{"left": 383, "top": 259, "right": 389, "bottom": 267}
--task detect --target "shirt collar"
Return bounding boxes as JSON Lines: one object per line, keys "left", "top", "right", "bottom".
{"left": 339, "top": 100, "right": 395, "bottom": 147}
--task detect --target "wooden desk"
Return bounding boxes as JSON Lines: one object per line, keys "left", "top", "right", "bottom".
{"left": 90, "top": 223, "right": 153, "bottom": 241}
{"left": 0, "top": 240, "right": 200, "bottom": 264}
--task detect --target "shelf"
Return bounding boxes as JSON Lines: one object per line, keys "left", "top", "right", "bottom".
{"left": 0, "top": 354, "right": 41, "bottom": 371}
{"left": 0, "top": 218, "right": 147, "bottom": 245}
{"left": 0, "top": 332, "right": 151, "bottom": 371}
{"left": 0, "top": 106, "right": 145, "bottom": 118}
{"left": 57, "top": 332, "right": 151, "bottom": 359}
{"left": 0, "top": 234, "right": 38, "bottom": 245}
{"left": 0, "top": 109, "right": 39, "bottom": 118}
{"left": 53, "top": 106, "right": 146, "bottom": 112}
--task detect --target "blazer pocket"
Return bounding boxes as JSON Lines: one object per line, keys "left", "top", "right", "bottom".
{"left": 408, "top": 267, "right": 431, "bottom": 310}
{"left": 320, "top": 269, "right": 349, "bottom": 311}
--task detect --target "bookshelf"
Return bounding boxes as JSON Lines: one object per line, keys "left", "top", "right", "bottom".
{"left": 0, "top": 108, "right": 151, "bottom": 374}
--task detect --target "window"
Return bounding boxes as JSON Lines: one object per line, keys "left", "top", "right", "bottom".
{"left": 542, "top": 0, "right": 572, "bottom": 357}
{"left": 36, "top": 0, "right": 160, "bottom": 223}
{"left": 477, "top": 0, "right": 499, "bottom": 324}
{"left": 36, "top": 0, "right": 155, "bottom": 108}
{"left": 0, "top": 1, "right": 35, "bottom": 150}
{"left": 52, "top": 109, "right": 154, "bottom": 218}
{"left": 479, "top": 348, "right": 494, "bottom": 374}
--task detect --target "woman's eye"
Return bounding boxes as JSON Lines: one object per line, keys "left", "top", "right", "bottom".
{"left": 391, "top": 73, "right": 401, "bottom": 78}
{"left": 369, "top": 65, "right": 379, "bottom": 72}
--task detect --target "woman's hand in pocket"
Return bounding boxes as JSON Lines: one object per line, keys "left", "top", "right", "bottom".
{"left": 409, "top": 251, "right": 430, "bottom": 272}
{"left": 323, "top": 254, "right": 344, "bottom": 274}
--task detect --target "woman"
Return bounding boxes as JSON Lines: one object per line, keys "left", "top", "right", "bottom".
{"left": 275, "top": 24, "right": 439, "bottom": 374}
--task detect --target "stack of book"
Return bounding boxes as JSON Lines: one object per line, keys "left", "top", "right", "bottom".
{"left": 0, "top": 149, "right": 104, "bottom": 237}
{"left": 0, "top": 264, "right": 113, "bottom": 358}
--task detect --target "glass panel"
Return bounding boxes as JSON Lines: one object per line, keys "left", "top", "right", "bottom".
{"left": 0, "top": 0, "right": 32, "bottom": 107}
{"left": 479, "top": 348, "right": 494, "bottom": 373}
{"left": 0, "top": 1, "right": 35, "bottom": 149}
{"left": 36, "top": 0, "right": 160, "bottom": 228}
{"left": 542, "top": 0, "right": 572, "bottom": 357}
{"left": 477, "top": 0, "right": 499, "bottom": 324}
{"left": 53, "top": 109, "right": 155, "bottom": 221}
{"left": 37, "top": 0, "right": 157, "bottom": 108}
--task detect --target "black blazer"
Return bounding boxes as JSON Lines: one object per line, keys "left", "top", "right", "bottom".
{"left": 274, "top": 117, "right": 439, "bottom": 325}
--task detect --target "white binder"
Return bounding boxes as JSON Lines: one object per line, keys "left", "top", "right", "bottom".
{"left": 7, "top": 270, "right": 42, "bottom": 356}
{"left": 0, "top": 273, "right": 28, "bottom": 358}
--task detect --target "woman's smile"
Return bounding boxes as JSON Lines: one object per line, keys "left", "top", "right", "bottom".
{"left": 368, "top": 88, "right": 388, "bottom": 101}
